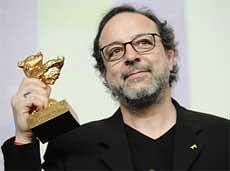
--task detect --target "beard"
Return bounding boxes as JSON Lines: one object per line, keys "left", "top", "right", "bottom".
{"left": 107, "top": 64, "right": 170, "bottom": 111}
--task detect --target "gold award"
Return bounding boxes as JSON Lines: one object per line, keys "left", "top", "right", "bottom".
{"left": 18, "top": 52, "right": 79, "bottom": 143}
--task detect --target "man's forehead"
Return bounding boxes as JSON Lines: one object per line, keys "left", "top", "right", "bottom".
{"left": 99, "top": 12, "right": 158, "bottom": 47}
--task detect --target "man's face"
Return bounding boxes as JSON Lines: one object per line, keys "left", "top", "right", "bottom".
{"left": 99, "top": 12, "right": 175, "bottom": 108}
{"left": 42, "top": 67, "right": 60, "bottom": 85}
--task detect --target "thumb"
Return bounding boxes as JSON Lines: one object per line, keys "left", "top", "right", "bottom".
{"left": 46, "top": 85, "right": 52, "bottom": 97}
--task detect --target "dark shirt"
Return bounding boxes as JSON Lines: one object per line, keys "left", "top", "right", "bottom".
{"left": 125, "top": 124, "right": 176, "bottom": 171}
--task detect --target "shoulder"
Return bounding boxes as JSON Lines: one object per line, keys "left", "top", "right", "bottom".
{"left": 182, "top": 106, "right": 229, "bottom": 126}
{"left": 177, "top": 104, "right": 229, "bottom": 137}
{"left": 173, "top": 98, "right": 229, "bottom": 126}
{"left": 45, "top": 116, "right": 113, "bottom": 153}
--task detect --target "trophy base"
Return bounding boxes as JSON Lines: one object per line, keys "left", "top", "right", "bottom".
{"left": 27, "top": 100, "right": 80, "bottom": 143}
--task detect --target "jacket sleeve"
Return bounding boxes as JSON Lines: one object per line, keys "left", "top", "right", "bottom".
{"left": 1, "top": 137, "right": 41, "bottom": 171}
{"left": 1, "top": 137, "right": 67, "bottom": 171}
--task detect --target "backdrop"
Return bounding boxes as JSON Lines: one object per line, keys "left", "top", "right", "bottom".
{"left": 0, "top": 0, "right": 229, "bottom": 169}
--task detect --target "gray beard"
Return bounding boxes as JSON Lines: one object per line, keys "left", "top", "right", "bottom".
{"left": 108, "top": 65, "right": 169, "bottom": 111}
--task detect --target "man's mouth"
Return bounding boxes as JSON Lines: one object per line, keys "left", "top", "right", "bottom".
{"left": 124, "top": 70, "right": 150, "bottom": 80}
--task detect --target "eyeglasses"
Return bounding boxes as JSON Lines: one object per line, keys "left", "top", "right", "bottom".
{"left": 100, "top": 33, "right": 161, "bottom": 62}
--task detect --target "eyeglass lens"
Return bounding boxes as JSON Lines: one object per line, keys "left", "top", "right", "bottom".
{"left": 102, "top": 33, "right": 158, "bottom": 61}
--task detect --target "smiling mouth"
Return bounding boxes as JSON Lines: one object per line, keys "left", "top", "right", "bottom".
{"left": 124, "top": 70, "right": 150, "bottom": 80}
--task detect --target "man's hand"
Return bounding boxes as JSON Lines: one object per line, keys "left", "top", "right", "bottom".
{"left": 11, "top": 78, "right": 51, "bottom": 144}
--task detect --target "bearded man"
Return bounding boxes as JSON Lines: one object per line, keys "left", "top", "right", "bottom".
{"left": 2, "top": 5, "right": 229, "bottom": 171}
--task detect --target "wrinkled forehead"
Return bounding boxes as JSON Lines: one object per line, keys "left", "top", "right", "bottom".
{"left": 99, "top": 12, "right": 159, "bottom": 48}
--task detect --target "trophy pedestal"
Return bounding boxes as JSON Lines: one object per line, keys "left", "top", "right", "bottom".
{"left": 27, "top": 100, "right": 80, "bottom": 143}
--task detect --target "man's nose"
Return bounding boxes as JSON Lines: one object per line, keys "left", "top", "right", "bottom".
{"left": 124, "top": 44, "right": 140, "bottom": 65}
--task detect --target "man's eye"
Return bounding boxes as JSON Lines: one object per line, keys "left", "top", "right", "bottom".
{"left": 108, "top": 47, "right": 123, "bottom": 57}
{"left": 136, "top": 39, "right": 153, "bottom": 47}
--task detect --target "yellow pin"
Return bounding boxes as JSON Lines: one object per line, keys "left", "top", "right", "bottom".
{"left": 190, "top": 144, "right": 198, "bottom": 150}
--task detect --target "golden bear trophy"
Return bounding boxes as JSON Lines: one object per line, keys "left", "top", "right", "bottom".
{"left": 18, "top": 52, "right": 79, "bottom": 143}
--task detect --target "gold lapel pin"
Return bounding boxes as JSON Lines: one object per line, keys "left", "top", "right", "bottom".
{"left": 190, "top": 144, "right": 198, "bottom": 150}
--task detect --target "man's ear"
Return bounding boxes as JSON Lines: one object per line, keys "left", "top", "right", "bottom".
{"left": 102, "top": 71, "right": 109, "bottom": 88}
{"left": 167, "top": 49, "right": 176, "bottom": 71}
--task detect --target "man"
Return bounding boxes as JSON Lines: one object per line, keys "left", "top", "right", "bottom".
{"left": 2, "top": 5, "right": 229, "bottom": 171}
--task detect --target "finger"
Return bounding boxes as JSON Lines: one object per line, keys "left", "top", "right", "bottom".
{"left": 12, "top": 95, "right": 42, "bottom": 115}
{"left": 45, "top": 85, "right": 52, "bottom": 97}
{"left": 34, "top": 94, "right": 49, "bottom": 108}
{"left": 13, "top": 99, "right": 31, "bottom": 117}
{"left": 22, "top": 87, "right": 46, "bottom": 96}
{"left": 26, "top": 94, "right": 49, "bottom": 110}
{"left": 11, "top": 96, "right": 32, "bottom": 117}
{"left": 18, "top": 85, "right": 50, "bottom": 98}
{"left": 14, "top": 95, "right": 45, "bottom": 113}
{"left": 18, "top": 78, "right": 47, "bottom": 92}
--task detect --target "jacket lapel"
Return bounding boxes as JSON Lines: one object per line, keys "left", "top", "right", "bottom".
{"left": 173, "top": 122, "right": 205, "bottom": 170}
{"left": 95, "top": 100, "right": 207, "bottom": 170}
{"left": 97, "top": 110, "right": 134, "bottom": 170}
{"left": 172, "top": 100, "right": 205, "bottom": 170}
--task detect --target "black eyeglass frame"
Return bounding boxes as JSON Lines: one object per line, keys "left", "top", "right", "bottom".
{"left": 100, "top": 33, "right": 161, "bottom": 62}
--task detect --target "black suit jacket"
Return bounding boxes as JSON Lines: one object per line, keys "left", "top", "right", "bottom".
{"left": 2, "top": 99, "right": 230, "bottom": 170}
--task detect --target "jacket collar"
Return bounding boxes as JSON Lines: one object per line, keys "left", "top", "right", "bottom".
{"left": 97, "top": 109, "right": 134, "bottom": 170}
{"left": 97, "top": 99, "right": 205, "bottom": 170}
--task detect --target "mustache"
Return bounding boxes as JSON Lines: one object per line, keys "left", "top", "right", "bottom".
{"left": 121, "top": 64, "right": 152, "bottom": 80}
